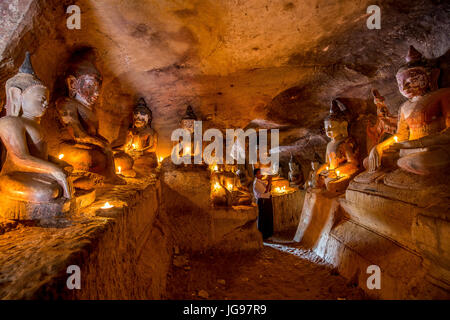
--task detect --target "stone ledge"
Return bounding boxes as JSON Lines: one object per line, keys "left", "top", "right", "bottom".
{"left": 0, "top": 169, "right": 169, "bottom": 299}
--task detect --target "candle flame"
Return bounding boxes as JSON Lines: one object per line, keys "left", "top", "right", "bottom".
{"left": 158, "top": 156, "right": 163, "bottom": 163}
{"left": 58, "top": 154, "right": 64, "bottom": 160}
{"left": 132, "top": 143, "right": 137, "bottom": 149}
{"left": 394, "top": 136, "right": 398, "bottom": 142}
{"left": 118, "top": 166, "right": 122, "bottom": 174}
{"left": 326, "top": 166, "right": 329, "bottom": 171}
{"left": 227, "top": 183, "right": 233, "bottom": 191}
{"left": 101, "top": 202, "right": 114, "bottom": 209}
{"left": 213, "top": 182, "right": 221, "bottom": 191}
{"left": 336, "top": 170, "right": 340, "bottom": 177}
{"left": 274, "top": 186, "right": 286, "bottom": 194}
{"left": 185, "top": 146, "right": 191, "bottom": 154}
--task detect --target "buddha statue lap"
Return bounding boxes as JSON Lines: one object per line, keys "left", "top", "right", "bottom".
{"left": 55, "top": 49, "right": 124, "bottom": 186}
{"left": 315, "top": 100, "right": 360, "bottom": 193}
{"left": 0, "top": 53, "right": 71, "bottom": 220}
{"left": 114, "top": 98, "right": 158, "bottom": 176}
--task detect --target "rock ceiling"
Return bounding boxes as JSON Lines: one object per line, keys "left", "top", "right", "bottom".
{"left": 0, "top": 0, "right": 449, "bottom": 155}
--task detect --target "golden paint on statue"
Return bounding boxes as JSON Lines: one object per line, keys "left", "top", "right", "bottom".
{"left": 55, "top": 48, "right": 125, "bottom": 186}
{"left": 315, "top": 100, "right": 360, "bottom": 193}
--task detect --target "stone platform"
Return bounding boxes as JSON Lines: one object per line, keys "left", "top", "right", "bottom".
{"left": 272, "top": 189, "right": 305, "bottom": 234}
{"left": 160, "top": 163, "right": 262, "bottom": 253}
{"left": 0, "top": 161, "right": 262, "bottom": 299}
{"left": 294, "top": 187, "right": 450, "bottom": 299}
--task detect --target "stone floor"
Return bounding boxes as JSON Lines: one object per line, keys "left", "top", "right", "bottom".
{"left": 167, "top": 241, "right": 367, "bottom": 300}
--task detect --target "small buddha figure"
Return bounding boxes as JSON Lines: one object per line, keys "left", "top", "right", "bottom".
{"left": 288, "top": 153, "right": 304, "bottom": 187}
{"left": 114, "top": 98, "right": 158, "bottom": 174}
{"left": 304, "top": 161, "right": 321, "bottom": 189}
{"left": 316, "top": 100, "right": 360, "bottom": 193}
{"left": 176, "top": 105, "right": 200, "bottom": 158}
{"left": 55, "top": 48, "right": 124, "bottom": 185}
{"left": 364, "top": 46, "right": 450, "bottom": 186}
{"left": 0, "top": 53, "right": 71, "bottom": 215}
{"left": 210, "top": 163, "right": 253, "bottom": 207}
{"left": 366, "top": 89, "right": 397, "bottom": 152}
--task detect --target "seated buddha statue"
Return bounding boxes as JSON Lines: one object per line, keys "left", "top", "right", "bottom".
{"left": 357, "top": 46, "right": 450, "bottom": 190}
{"left": 316, "top": 100, "right": 360, "bottom": 193}
{"left": 288, "top": 153, "right": 304, "bottom": 187}
{"left": 210, "top": 163, "right": 253, "bottom": 207}
{"left": 0, "top": 52, "right": 71, "bottom": 215}
{"left": 55, "top": 49, "right": 124, "bottom": 185}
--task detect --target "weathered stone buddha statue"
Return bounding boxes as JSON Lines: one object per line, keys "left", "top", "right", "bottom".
{"left": 356, "top": 46, "right": 450, "bottom": 190}
{"left": 288, "top": 153, "right": 304, "bottom": 187}
{"left": 304, "top": 161, "right": 321, "bottom": 189}
{"left": 316, "top": 100, "right": 360, "bottom": 193}
{"left": 0, "top": 53, "right": 71, "bottom": 220}
{"left": 55, "top": 49, "right": 124, "bottom": 185}
{"left": 114, "top": 98, "right": 158, "bottom": 175}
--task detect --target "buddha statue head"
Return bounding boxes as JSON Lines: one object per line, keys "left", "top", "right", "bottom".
{"left": 66, "top": 48, "right": 102, "bottom": 107}
{"left": 396, "top": 46, "right": 440, "bottom": 100}
{"left": 133, "top": 98, "right": 152, "bottom": 129}
{"left": 324, "top": 99, "right": 348, "bottom": 141}
{"left": 180, "top": 105, "right": 197, "bottom": 133}
{"left": 5, "top": 52, "right": 49, "bottom": 118}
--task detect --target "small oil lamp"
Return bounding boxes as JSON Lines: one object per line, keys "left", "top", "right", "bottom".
{"left": 58, "top": 154, "right": 64, "bottom": 160}
{"left": 101, "top": 202, "right": 114, "bottom": 209}
{"left": 336, "top": 170, "right": 341, "bottom": 178}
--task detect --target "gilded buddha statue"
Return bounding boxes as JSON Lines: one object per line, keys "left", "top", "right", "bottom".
{"left": 315, "top": 100, "right": 360, "bottom": 193}
{"left": 55, "top": 48, "right": 124, "bottom": 185}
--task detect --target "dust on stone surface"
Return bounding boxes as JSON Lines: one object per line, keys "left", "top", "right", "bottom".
{"left": 167, "top": 242, "right": 367, "bottom": 300}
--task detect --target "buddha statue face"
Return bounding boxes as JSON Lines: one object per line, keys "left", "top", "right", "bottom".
{"left": 396, "top": 67, "right": 430, "bottom": 100}
{"left": 21, "top": 85, "right": 49, "bottom": 118}
{"left": 324, "top": 119, "right": 347, "bottom": 140}
{"left": 67, "top": 74, "right": 101, "bottom": 106}
{"left": 6, "top": 68, "right": 49, "bottom": 118}
{"left": 133, "top": 111, "right": 150, "bottom": 129}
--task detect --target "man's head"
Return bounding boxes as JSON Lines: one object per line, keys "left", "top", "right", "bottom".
{"left": 254, "top": 168, "right": 262, "bottom": 179}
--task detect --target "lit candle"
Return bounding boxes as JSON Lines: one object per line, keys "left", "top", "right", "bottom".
{"left": 132, "top": 143, "right": 137, "bottom": 149}
{"left": 227, "top": 183, "right": 233, "bottom": 191}
{"left": 336, "top": 170, "right": 340, "bottom": 177}
{"left": 58, "top": 154, "right": 64, "bottom": 160}
{"left": 117, "top": 166, "right": 122, "bottom": 174}
{"left": 213, "top": 182, "right": 221, "bottom": 191}
{"left": 326, "top": 166, "right": 329, "bottom": 171}
{"left": 185, "top": 146, "right": 191, "bottom": 154}
{"left": 159, "top": 156, "right": 163, "bottom": 163}
{"left": 394, "top": 136, "right": 398, "bottom": 143}
{"left": 101, "top": 202, "right": 114, "bottom": 209}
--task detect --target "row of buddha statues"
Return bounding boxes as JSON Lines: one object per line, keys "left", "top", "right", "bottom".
{"left": 0, "top": 50, "right": 159, "bottom": 220}
{"left": 0, "top": 44, "right": 448, "bottom": 218}
{"left": 305, "top": 45, "right": 449, "bottom": 196}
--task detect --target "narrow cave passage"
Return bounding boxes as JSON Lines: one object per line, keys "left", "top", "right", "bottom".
{"left": 167, "top": 240, "right": 366, "bottom": 300}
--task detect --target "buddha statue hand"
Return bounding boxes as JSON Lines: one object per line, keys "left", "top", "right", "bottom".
{"left": 51, "top": 167, "right": 72, "bottom": 199}
{"left": 368, "top": 145, "right": 382, "bottom": 172}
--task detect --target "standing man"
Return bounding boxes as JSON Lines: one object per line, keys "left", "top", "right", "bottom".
{"left": 253, "top": 168, "right": 273, "bottom": 240}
